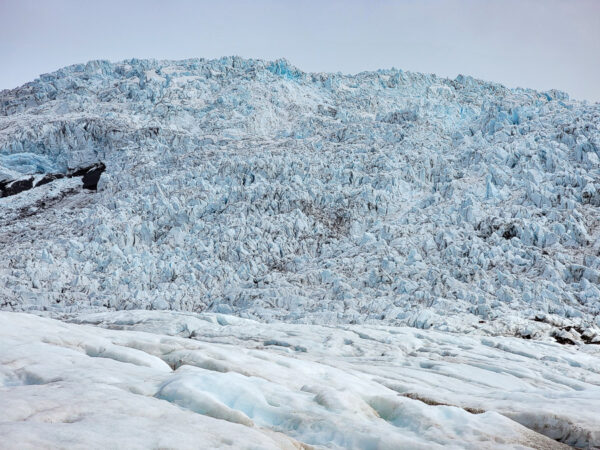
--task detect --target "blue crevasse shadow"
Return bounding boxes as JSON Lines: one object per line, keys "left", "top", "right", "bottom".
{"left": 0, "top": 153, "right": 59, "bottom": 175}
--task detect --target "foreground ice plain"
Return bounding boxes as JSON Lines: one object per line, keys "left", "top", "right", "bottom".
{"left": 1, "top": 310, "right": 599, "bottom": 449}
{"left": 0, "top": 57, "right": 599, "bottom": 340}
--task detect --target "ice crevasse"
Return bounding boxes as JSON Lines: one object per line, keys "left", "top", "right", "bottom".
{"left": 0, "top": 57, "right": 599, "bottom": 341}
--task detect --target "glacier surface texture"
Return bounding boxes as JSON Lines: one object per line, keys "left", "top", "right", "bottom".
{"left": 1, "top": 310, "right": 599, "bottom": 448}
{"left": 1, "top": 57, "right": 599, "bottom": 337}
{"left": 1, "top": 58, "right": 600, "bottom": 448}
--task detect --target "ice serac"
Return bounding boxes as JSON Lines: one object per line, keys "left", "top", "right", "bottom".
{"left": 0, "top": 57, "right": 599, "bottom": 339}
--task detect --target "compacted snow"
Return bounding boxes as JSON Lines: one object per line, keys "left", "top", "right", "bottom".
{"left": 2, "top": 310, "right": 599, "bottom": 449}
{"left": 1, "top": 58, "right": 600, "bottom": 447}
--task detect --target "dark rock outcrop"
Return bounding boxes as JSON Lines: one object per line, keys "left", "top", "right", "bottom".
{"left": 82, "top": 163, "right": 106, "bottom": 190}
{"left": 0, "top": 162, "right": 105, "bottom": 198}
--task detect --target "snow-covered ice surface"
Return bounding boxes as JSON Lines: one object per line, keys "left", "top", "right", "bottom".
{"left": 1, "top": 310, "right": 599, "bottom": 449}
{"left": 1, "top": 58, "right": 600, "bottom": 447}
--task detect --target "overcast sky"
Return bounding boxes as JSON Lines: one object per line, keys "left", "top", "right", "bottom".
{"left": 1, "top": 0, "right": 599, "bottom": 101}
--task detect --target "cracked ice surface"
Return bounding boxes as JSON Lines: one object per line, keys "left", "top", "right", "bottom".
{"left": 2, "top": 310, "right": 599, "bottom": 448}
{"left": 1, "top": 58, "right": 600, "bottom": 337}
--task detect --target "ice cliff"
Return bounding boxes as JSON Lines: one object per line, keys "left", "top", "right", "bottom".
{"left": 1, "top": 57, "right": 599, "bottom": 339}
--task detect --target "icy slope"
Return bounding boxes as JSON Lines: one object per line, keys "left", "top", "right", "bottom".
{"left": 1, "top": 57, "right": 600, "bottom": 335}
{"left": 2, "top": 310, "right": 599, "bottom": 448}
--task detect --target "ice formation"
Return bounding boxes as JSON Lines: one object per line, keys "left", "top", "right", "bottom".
{"left": 1, "top": 57, "right": 600, "bottom": 448}
{"left": 1, "top": 57, "right": 599, "bottom": 339}
{"left": 2, "top": 310, "right": 599, "bottom": 448}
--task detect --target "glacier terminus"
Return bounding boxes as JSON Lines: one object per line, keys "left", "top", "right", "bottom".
{"left": 0, "top": 57, "right": 599, "bottom": 448}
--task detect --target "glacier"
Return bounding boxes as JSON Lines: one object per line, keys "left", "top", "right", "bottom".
{"left": 1, "top": 310, "right": 599, "bottom": 448}
{"left": 1, "top": 57, "right": 600, "bottom": 448}
{"left": 1, "top": 57, "right": 599, "bottom": 338}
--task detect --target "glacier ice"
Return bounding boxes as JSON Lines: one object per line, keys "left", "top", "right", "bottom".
{"left": 0, "top": 57, "right": 599, "bottom": 341}
{"left": 2, "top": 310, "right": 598, "bottom": 448}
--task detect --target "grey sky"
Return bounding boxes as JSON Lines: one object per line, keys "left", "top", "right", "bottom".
{"left": 1, "top": 0, "right": 599, "bottom": 101}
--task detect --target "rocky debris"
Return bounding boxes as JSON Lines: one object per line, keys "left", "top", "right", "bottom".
{"left": 0, "top": 176, "right": 34, "bottom": 197}
{"left": 0, "top": 163, "right": 105, "bottom": 198}
{"left": 548, "top": 324, "right": 600, "bottom": 345}
{"left": 81, "top": 163, "right": 105, "bottom": 190}
{"left": 551, "top": 329, "right": 578, "bottom": 345}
